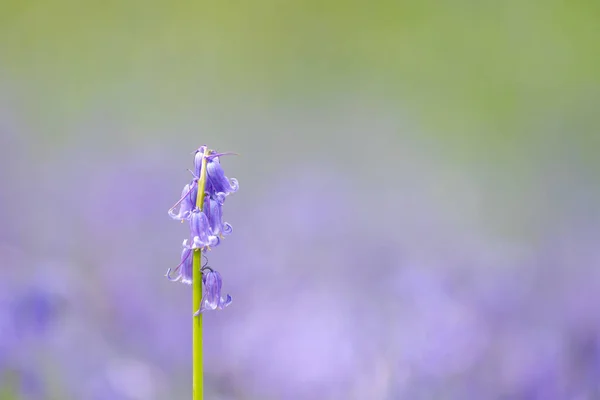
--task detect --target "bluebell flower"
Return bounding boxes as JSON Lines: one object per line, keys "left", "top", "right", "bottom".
{"left": 11, "top": 290, "right": 62, "bottom": 336}
{"left": 205, "top": 195, "right": 233, "bottom": 236}
{"left": 168, "top": 182, "right": 197, "bottom": 221}
{"left": 193, "top": 147, "right": 239, "bottom": 196}
{"left": 165, "top": 248, "right": 193, "bottom": 284}
{"left": 167, "top": 145, "right": 237, "bottom": 310}
{"left": 206, "top": 157, "right": 239, "bottom": 195}
{"left": 187, "top": 209, "right": 219, "bottom": 250}
{"left": 194, "top": 270, "right": 232, "bottom": 315}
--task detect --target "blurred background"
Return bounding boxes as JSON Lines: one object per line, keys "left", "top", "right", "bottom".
{"left": 0, "top": 1, "right": 599, "bottom": 399}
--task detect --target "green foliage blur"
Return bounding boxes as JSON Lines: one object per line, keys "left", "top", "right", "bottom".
{"left": 1, "top": 1, "right": 597, "bottom": 163}
{"left": 0, "top": 1, "right": 597, "bottom": 245}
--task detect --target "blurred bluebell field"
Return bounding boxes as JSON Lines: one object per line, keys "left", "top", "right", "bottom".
{"left": 0, "top": 1, "right": 599, "bottom": 399}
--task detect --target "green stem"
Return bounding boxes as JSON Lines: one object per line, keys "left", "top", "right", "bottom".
{"left": 193, "top": 146, "right": 210, "bottom": 400}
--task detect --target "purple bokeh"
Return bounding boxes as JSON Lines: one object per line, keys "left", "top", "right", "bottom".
{"left": 1, "top": 128, "right": 599, "bottom": 399}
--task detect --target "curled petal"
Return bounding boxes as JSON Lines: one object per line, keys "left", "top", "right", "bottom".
{"left": 164, "top": 268, "right": 181, "bottom": 282}
{"left": 193, "top": 234, "right": 219, "bottom": 249}
{"left": 197, "top": 294, "right": 232, "bottom": 314}
{"left": 229, "top": 178, "right": 239, "bottom": 192}
{"left": 214, "top": 192, "right": 227, "bottom": 205}
{"left": 222, "top": 222, "right": 233, "bottom": 235}
{"left": 195, "top": 295, "right": 232, "bottom": 315}
{"left": 222, "top": 294, "right": 233, "bottom": 308}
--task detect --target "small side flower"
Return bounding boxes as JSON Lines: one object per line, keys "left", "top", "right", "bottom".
{"left": 187, "top": 209, "right": 219, "bottom": 250}
{"left": 193, "top": 269, "right": 232, "bottom": 315}
{"left": 165, "top": 248, "right": 193, "bottom": 284}
{"left": 204, "top": 195, "right": 233, "bottom": 236}
{"left": 168, "top": 182, "right": 197, "bottom": 221}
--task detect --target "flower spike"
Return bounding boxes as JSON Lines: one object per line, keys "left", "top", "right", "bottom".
{"left": 166, "top": 145, "right": 238, "bottom": 400}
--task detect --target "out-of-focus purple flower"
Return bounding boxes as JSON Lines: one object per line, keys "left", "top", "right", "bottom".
{"left": 0, "top": 258, "right": 68, "bottom": 399}
{"left": 187, "top": 210, "right": 219, "bottom": 250}
{"left": 11, "top": 289, "right": 63, "bottom": 336}
{"left": 194, "top": 270, "right": 231, "bottom": 314}
{"left": 168, "top": 182, "right": 197, "bottom": 221}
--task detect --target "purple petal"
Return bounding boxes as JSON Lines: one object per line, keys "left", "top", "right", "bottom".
{"left": 189, "top": 211, "right": 219, "bottom": 249}
{"left": 204, "top": 270, "right": 223, "bottom": 302}
{"left": 206, "top": 197, "right": 231, "bottom": 236}
{"left": 164, "top": 248, "right": 193, "bottom": 284}
{"left": 221, "top": 294, "right": 232, "bottom": 308}
{"left": 168, "top": 183, "right": 196, "bottom": 220}
{"left": 206, "top": 158, "right": 238, "bottom": 195}
{"left": 195, "top": 294, "right": 232, "bottom": 314}
{"left": 180, "top": 248, "right": 193, "bottom": 285}
{"left": 193, "top": 146, "right": 208, "bottom": 177}
{"left": 197, "top": 270, "right": 232, "bottom": 312}
{"left": 164, "top": 268, "right": 181, "bottom": 282}
{"left": 215, "top": 192, "right": 227, "bottom": 205}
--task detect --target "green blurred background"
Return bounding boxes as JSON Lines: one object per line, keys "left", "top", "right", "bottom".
{"left": 2, "top": 1, "right": 598, "bottom": 152}
{"left": 2, "top": 0, "right": 598, "bottom": 233}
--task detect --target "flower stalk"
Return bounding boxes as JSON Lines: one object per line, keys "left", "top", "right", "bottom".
{"left": 192, "top": 145, "right": 209, "bottom": 400}
{"left": 167, "top": 145, "right": 237, "bottom": 400}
